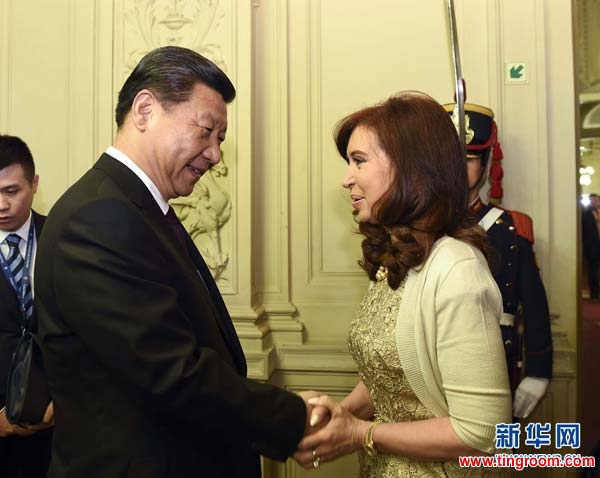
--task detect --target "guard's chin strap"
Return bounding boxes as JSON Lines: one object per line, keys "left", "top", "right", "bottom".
{"left": 467, "top": 151, "right": 489, "bottom": 197}
{"left": 468, "top": 166, "right": 488, "bottom": 199}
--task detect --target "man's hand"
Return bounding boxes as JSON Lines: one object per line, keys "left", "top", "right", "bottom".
{"left": 514, "top": 377, "right": 549, "bottom": 418}
{"left": 25, "top": 401, "right": 55, "bottom": 431}
{"left": 297, "top": 391, "right": 330, "bottom": 437}
{"left": 293, "top": 395, "right": 368, "bottom": 469}
{"left": 0, "top": 407, "right": 35, "bottom": 437}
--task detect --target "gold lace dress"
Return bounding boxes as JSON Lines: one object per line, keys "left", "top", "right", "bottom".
{"left": 348, "top": 277, "right": 510, "bottom": 478}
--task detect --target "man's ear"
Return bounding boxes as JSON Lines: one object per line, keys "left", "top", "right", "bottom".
{"left": 130, "top": 89, "right": 158, "bottom": 131}
{"left": 31, "top": 174, "right": 39, "bottom": 194}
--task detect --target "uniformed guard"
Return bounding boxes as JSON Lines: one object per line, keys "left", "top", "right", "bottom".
{"left": 443, "top": 101, "right": 553, "bottom": 419}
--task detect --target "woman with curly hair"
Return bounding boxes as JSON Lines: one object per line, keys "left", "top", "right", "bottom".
{"left": 294, "top": 91, "right": 511, "bottom": 477}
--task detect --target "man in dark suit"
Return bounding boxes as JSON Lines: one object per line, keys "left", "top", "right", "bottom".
{"left": 35, "top": 46, "right": 315, "bottom": 478}
{"left": 0, "top": 134, "right": 53, "bottom": 477}
{"left": 582, "top": 193, "right": 600, "bottom": 300}
{"left": 443, "top": 102, "right": 553, "bottom": 420}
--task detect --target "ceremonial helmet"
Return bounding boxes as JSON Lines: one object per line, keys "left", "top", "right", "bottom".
{"left": 442, "top": 102, "right": 503, "bottom": 201}
{"left": 442, "top": 102, "right": 495, "bottom": 167}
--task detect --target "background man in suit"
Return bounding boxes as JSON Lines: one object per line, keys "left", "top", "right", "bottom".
{"left": 0, "top": 134, "right": 53, "bottom": 477}
{"left": 582, "top": 193, "right": 600, "bottom": 300}
{"left": 36, "top": 46, "right": 316, "bottom": 478}
{"left": 444, "top": 102, "right": 553, "bottom": 420}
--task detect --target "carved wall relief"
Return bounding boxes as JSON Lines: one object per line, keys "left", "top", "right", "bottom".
{"left": 123, "top": 0, "right": 226, "bottom": 70}
{"left": 171, "top": 161, "right": 232, "bottom": 280}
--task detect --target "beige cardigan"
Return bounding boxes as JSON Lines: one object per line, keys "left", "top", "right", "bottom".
{"left": 395, "top": 236, "right": 512, "bottom": 454}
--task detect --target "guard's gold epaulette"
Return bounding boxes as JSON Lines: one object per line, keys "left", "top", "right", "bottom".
{"left": 505, "top": 209, "right": 535, "bottom": 244}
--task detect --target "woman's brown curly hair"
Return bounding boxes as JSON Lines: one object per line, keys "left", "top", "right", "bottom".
{"left": 334, "top": 91, "right": 489, "bottom": 289}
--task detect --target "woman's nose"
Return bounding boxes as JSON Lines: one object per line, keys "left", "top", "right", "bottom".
{"left": 341, "top": 166, "right": 354, "bottom": 189}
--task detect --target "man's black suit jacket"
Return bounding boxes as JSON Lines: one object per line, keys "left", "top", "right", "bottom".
{"left": 0, "top": 210, "right": 45, "bottom": 406}
{"left": 582, "top": 206, "right": 600, "bottom": 262}
{"left": 35, "top": 154, "right": 305, "bottom": 478}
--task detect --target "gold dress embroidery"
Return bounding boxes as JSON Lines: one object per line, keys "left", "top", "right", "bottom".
{"left": 348, "top": 278, "right": 510, "bottom": 478}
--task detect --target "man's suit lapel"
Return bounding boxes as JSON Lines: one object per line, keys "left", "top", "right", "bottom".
{"left": 0, "top": 263, "right": 19, "bottom": 315}
{"left": 184, "top": 237, "right": 247, "bottom": 376}
{"left": 94, "top": 154, "right": 247, "bottom": 376}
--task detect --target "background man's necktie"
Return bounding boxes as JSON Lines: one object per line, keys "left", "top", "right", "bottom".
{"left": 5, "top": 233, "right": 33, "bottom": 320}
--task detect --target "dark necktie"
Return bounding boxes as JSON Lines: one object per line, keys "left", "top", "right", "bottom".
{"left": 5, "top": 233, "right": 33, "bottom": 320}
{"left": 165, "top": 206, "right": 189, "bottom": 252}
{"left": 164, "top": 207, "right": 247, "bottom": 375}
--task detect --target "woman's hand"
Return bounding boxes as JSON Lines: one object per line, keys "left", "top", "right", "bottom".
{"left": 293, "top": 395, "right": 370, "bottom": 468}
{"left": 0, "top": 407, "right": 35, "bottom": 437}
{"left": 297, "top": 390, "right": 331, "bottom": 434}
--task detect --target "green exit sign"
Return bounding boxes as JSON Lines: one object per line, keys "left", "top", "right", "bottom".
{"left": 505, "top": 62, "right": 528, "bottom": 83}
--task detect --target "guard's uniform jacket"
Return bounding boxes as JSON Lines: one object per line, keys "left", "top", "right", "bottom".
{"left": 471, "top": 198, "right": 553, "bottom": 394}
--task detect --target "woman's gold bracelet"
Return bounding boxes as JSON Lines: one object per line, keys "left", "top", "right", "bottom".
{"left": 364, "top": 421, "right": 379, "bottom": 456}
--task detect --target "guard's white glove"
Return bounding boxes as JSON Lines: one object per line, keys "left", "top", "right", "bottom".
{"left": 513, "top": 377, "right": 549, "bottom": 418}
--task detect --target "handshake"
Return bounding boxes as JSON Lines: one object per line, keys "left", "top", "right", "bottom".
{"left": 293, "top": 391, "right": 374, "bottom": 470}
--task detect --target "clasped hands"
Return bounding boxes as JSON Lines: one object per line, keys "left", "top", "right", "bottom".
{"left": 296, "top": 392, "right": 370, "bottom": 469}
